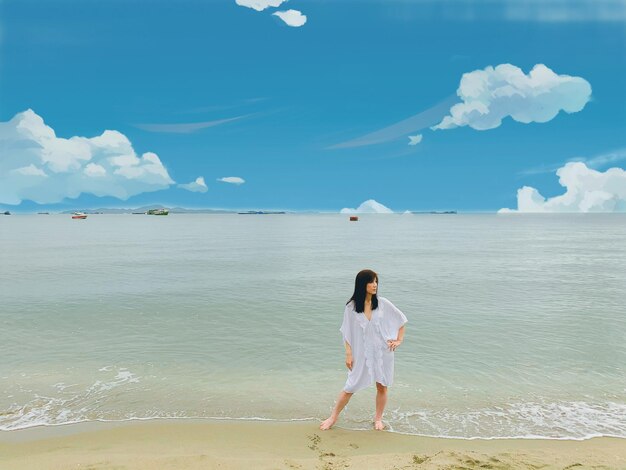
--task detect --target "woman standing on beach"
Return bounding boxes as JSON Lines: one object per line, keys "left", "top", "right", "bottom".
{"left": 320, "top": 269, "right": 407, "bottom": 431}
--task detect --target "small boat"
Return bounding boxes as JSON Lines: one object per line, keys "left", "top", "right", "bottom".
{"left": 349, "top": 216, "right": 359, "bottom": 221}
{"left": 2, "top": 211, "right": 10, "bottom": 215}
{"left": 146, "top": 208, "right": 169, "bottom": 216}
{"left": 72, "top": 212, "right": 87, "bottom": 219}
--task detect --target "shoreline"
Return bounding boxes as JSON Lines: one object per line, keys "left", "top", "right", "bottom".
{"left": 2, "top": 418, "right": 626, "bottom": 469}
{"left": 2, "top": 415, "right": 625, "bottom": 442}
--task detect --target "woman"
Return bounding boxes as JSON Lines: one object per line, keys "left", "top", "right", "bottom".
{"left": 320, "top": 269, "right": 407, "bottom": 431}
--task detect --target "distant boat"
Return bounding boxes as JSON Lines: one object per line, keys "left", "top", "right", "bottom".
{"left": 72, "top": 212, "right": 87, "bottom": 219}
{"left": 2, "top": 211, "right": 10, "bottom": 215}
{"left": 38, "top": 212, "right": 50, "bottom": 215}
{"left": 349, "top": 216, "right": 359, "bottom": 221}
{"left": 146, "top": 208, "right": 169, "bottom": 216}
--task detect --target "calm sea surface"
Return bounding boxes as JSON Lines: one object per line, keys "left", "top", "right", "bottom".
{"left": 1, "top": 214, "right": 625, "bottom": 439}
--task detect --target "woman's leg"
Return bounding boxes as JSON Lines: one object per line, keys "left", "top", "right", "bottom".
{"left": 320, "top": 390, "right": 353, "bottom": 430}
{"left": 374, "top": 382, "right": 387, "bottom": 430}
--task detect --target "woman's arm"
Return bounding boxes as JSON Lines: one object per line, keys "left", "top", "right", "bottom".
{"left": 387, "top": 325, "right": 405, "bottom": 351}
{"left": 345, "top": 341, "right": 353, "bottom": 370}
{"left": 396, "top": 325, "right": 405, "bottom": 342}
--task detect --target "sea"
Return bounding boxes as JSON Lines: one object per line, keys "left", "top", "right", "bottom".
{"left": 1, "top": 213, "right": 625, "bottom": 440}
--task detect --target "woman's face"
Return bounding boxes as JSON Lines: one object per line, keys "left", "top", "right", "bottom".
{"left": 366, "top": 278, "right": 378, "bottom": 295}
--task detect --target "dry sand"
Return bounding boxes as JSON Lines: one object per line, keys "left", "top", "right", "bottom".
{"left": 1, "top": 419, "right": 625, "bottom": 469}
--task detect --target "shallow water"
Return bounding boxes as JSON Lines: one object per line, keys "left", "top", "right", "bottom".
{"left": 1, "top": 213, "right": 625, "bottom": 438}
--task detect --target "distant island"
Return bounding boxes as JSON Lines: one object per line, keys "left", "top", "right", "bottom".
{"left": 59, "top": 206, "right": 237, "bottom": 215}
{"left": 411, "top": 211, "right": 457, "bottom": 214}
{"left": 55, "top": 206, "right": 296, "bottom": 215}
{"left": 237, "top": 211, "right": 287, "bottom": 215}
{"left": 1, "top": 206, "right": 461, "bottom": 215}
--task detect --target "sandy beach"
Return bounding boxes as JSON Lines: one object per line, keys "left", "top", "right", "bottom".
{"left": 1, "top": 419, "right": 625, "bottom": 470}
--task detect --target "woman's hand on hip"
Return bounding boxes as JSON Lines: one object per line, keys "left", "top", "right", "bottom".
{"left": 345, "top": 353, "right": 353, "bottom": 370}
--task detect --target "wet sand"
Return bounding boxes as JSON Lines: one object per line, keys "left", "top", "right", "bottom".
{"left": 1, "top": 419, "right": 625, "bottom": 469}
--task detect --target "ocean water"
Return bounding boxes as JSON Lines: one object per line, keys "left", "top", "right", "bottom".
{"left": 1, "top": 213, "right": 625, "bottom": 439}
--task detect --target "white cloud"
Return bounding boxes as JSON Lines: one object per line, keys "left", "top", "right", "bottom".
{"left": 384, "top": 0, "right": 626, "bottom": 23}
{"left": 134, "top": 115, "right": 246, "bottom": 134}
{"left": 236, "top": 0, "right": 287, "bottom": 11}
{"left": 340, "top": 199, "right": 394, "bottom": 214}
{"left": 521, "top": 148, "right": 626, "bottom": 176}
{"left": 179, "top": 176, "right": 208, "bottom": 193}
{"left": 11, "top": 164, "right": 48, "bottom": 177}
{"left": 582, "top": 148, "right": 626, "bottom": 169}
{"left": 329, "top": 96, "right": 456, "bottom": 149}
{"left": 217, "top": 176, "right": 245, "bottom": 185}
{"left": 84, "top": 163, "right": 106, "bottom": 177}
{"left": 433, "top": 64, "right": 591, "bottom": 131}
{"left": 273, "top": 9, "right": 307, "bottom": 27}
{"left": 499, "top": 162, "right": 626, "bottom": 213}
{"left": 0, "top": 109, "right": 175, "bottom": 205}
{"left": 501, "top": 0, "right": 626, "bottom": 22}
{"left": 408, "top": 134, "right": 423, "bottom": 146}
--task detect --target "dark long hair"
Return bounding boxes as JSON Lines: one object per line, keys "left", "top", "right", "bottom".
{"left": 347, "top": 269, "right": 378, "bottom": 313}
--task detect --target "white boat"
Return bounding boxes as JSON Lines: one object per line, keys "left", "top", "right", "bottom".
{"left": 146, "top": 208, "right": 169, "bottom": 216}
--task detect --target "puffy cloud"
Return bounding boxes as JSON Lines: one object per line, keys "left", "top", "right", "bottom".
{"left": 179, "top": 176, "right": 208, "bottom": 193}
{"left": 217, "top": 176, "right": 245, "bottom": 185}
{"left": 235, "top": 0, "right": 307, "bottom": 29}
{"left": 340, "top": 199, "right": 394, "bottom": 214}
{"left": 273, "top": 9, "right": 307, "bottom": 27}
{"left": 433, "top": 64, "right": 591, "bottom": 131}
{"left": 499, "top": 162, "right": 626, "bottom": 213}
{"left": 0, "top": 109, "right": 174, "bottom": 204}
{"left": 408, "top": 134, "right": 423, "bottom": 146}
{"left": 235, "top": 0, "right": 287, "bottom": 11}
{"left": 84, "top": 163, "right": 106, "bottom": 177}
{"left": 11, "top": 164, "right": 48, "bottom": 177}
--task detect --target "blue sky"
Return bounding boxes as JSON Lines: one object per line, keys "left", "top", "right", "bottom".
{"left": 1, "top": 0, "right": 625, "bottom": 212}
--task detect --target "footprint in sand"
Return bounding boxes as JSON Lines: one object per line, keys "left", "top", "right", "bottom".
{"left": 283, "top": 459, "right": 302, "bottom": 469}
{"left": 306, "top": 433, "right": 349, "bottom": 470}
{"left": 412, "top": 451, "right": 442, "bottom": 465}
{"left": 307, "top": 433, "right": 321, "bottom": 451}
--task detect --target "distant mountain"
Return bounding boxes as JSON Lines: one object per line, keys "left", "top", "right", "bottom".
{"left": 340, "top": 199, "right": 394, "bottom": 214}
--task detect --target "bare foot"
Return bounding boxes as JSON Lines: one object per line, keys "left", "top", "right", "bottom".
{"left": 374, "top": 420, "right": 384, "bottom": 431}
{"left": 320, "top": 416, "right": 336, "bottom": 430}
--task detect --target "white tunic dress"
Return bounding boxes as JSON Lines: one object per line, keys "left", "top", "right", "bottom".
{"left": 340, "top": 296, "right": 408, "bottom": 393}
